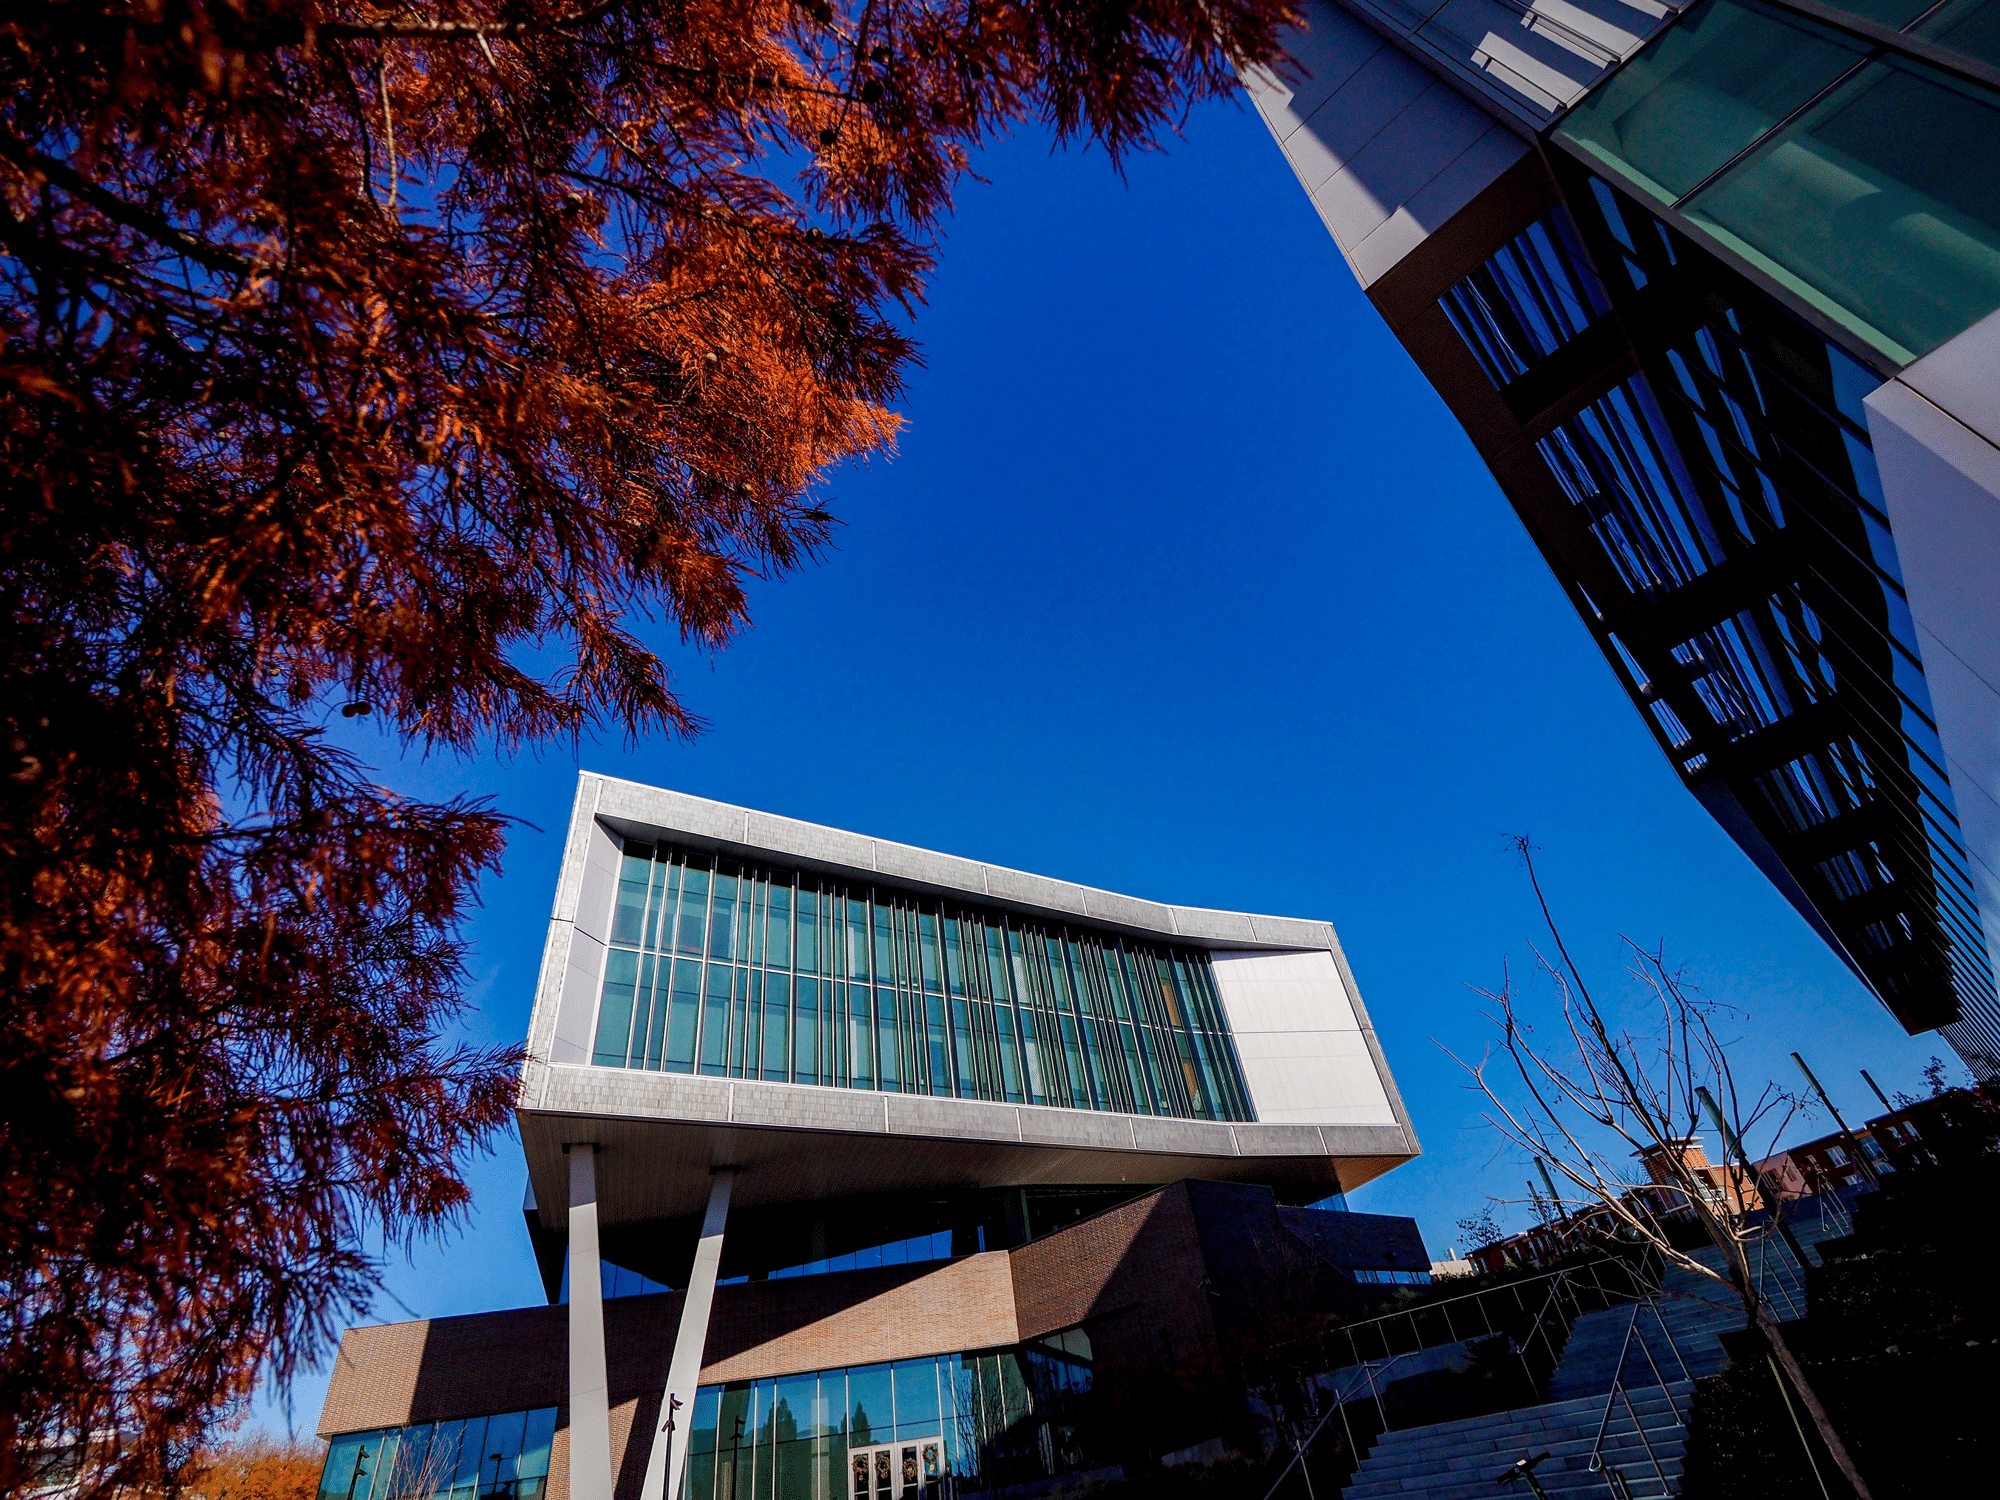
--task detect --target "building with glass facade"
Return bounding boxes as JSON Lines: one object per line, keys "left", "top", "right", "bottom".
{"left": 315, "top": 776, "right": 1427, "bottom": 1500}
{"left": 1251, "top": 0, "right": 2000, "bottom": 1076}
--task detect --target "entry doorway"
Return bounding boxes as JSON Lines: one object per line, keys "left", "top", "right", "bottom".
{"left": 847, "top": 1438, "right": 944, "bottom": 1500}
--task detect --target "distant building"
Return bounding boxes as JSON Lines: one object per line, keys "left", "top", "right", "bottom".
{"left": 1250, "top": 0, "right": 2000, "bottom": 1080}
{"left": 310, "top": 775, "right": 1428, "bottom": 1500}
{"left": 1464, "top": 1137, "right": 1757, "bottom": 1276}
{"left": 1758, "top": 1079, "right": 2000, "bottom": 1191}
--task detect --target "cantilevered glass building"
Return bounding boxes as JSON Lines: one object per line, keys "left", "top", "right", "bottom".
{"left": 1251, "top": 0, "right": 2000, "bottom": 1075}
{"left": 314, "top": 776, "right": 1429, "bottom": 1500}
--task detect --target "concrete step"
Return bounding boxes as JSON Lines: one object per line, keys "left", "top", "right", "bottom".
{"left": 1347, "top": 1449, "right": 1685, "bottom": 1500}
{"left": 1365, "top": 1393, "right": 1687, "bottom": 1454}
{"left": 1347, "top": 1429, "right": 1687, "bottom": 1486}
{"left": 1346, "top": 1456, "right": 1683, "bottom": 1500}
{"left": 1366, "top": 1385, "right": 1688, "bottom": 1444}
{"left": 1341, "top": 1386, "right": 1691, "bottom": 1500}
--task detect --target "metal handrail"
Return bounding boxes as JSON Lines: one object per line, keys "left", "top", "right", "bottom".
{"left": 1587, "top": 1299, "right": 1683, "bottom": 1496}
{"left": 1587, "top": 1307, "right": 1645, "bottom": 1467}
{"left": 1333, "top": 1254, "right": 1655, "bottom": 1358}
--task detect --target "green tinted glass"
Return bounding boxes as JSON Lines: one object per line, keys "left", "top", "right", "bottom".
{"left": 1816, "top": 0, "right": 1936, "bottom": 24}
{"left": 1686, "top": 60, "right": 2000, "bottom": 361}
{"left": 1917, "top": 0, "right": 2000, "bottom": 68}
{"left": 1557, "top": 0, "right": 1864, "bottom": 201}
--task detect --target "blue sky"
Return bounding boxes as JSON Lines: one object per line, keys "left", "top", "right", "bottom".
{"left": 254, "top": 92, "right": 1958, "bottom": 1434}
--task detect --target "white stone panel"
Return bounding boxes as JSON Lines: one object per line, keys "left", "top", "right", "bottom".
{"left": 549, "top": 814, "right": 621, "bottom": 1065}
{"left": 1865, "top": 311, "right": 2000, "bottom": 1005}
{"left": 1209, "top": 950, "right": 1398, "bottom": 1124}
{"left": 1246, "top": 2, "right": 1527, "bottom": 289}
{"left": 1247, "top": 0, "right": 1679, "bottom": 288}
{"left": 1348, "top": 120, "right": 1528, "bottom": 283}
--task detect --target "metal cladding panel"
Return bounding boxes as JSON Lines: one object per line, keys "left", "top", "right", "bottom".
{"left": 1246, "top": 0, "right": 1528, "bottom": 288}
{"left": 518, "top": 1070, "right": 1413, "bottom": 1229}
{"left": 518, "top": 773, "right": 1424, "bottom": 1216}
{"left": 1246, "top": 0, "right": 1680, "bottom": 291}
{"left": 1209, "top": 949, "right": 1400, "bottom": 1125}
{"left": 1866, "top": 311, "right": 2000, "bottom": 1068}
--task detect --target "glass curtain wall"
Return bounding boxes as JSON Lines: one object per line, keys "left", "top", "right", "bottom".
{"left": 682, "top": 1331, "right": 1100, "bottom": 1500}
{"left": 589, "top": 841, "right": 1252, "bottom": 1122}
{"left": 1555, "top": 0, "right": 2000, "bottom": 364}
{"left": 317, "top": 1409, "right": 557, "bottom": 1500}
{"left": 1430, "top": 162, "right": 2000, "bottom": 1070}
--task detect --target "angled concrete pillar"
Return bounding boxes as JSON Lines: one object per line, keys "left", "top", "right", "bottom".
{"left": 640, "top": 1168, "right": 736, "bottom": 1500}
{"left": 567, "top": 1145, "right": 613, "bottom": 1500}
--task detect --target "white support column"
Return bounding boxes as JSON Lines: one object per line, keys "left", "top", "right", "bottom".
{"left": 567, "top": 1146, "right": 614, "bottom": 1500}
{"left": 640, "top": 1168, "right": 736, "bottom": 1500}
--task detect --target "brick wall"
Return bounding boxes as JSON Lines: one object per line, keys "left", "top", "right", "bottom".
{"left": 319, "top": 1253, "right": 1023, "bottom": 1500}
{"left": 315, "top": 1184, "right": 1398, "bottom": 1486}
{"left": 702, "top": 1251, "right": 1017, "bottom": 1380}
{"left": 1008, "top": 1183, "right": 1209, "bottom": 1345}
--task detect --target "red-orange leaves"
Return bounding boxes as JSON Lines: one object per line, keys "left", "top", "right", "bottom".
{"left": 0, "top": 1, "right": 1301, "bottom": 1493}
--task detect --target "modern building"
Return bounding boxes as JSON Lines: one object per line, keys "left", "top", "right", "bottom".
{"left": 1247, "top": 0, "right": 2000, "bottom": 1077}
{"left": 313, "top": 774, "right": 1427, "bottom": 1500}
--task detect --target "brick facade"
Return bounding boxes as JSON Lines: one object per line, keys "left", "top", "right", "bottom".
{"left": 318, "top": 1181, "right": 1424, "bottom": 1495}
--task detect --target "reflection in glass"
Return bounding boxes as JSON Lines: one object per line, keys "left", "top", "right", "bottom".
{"left": 675, "top": 1329, "right": 1099, "bottom": 1500}
{"left": 1556, "top": 0, "right": 1864, "bottom": 202}
{"left": 1916, "top": 0, "right": 2000, "bottom": 69}
{"left": 314, "top": 1409, "right": 557, "bottom": 1500}
{"left": 591, "top": 842, "right": 1251, "bottom": 1122}
{"left": 1686, "top": 61, "right": 2000, "bottom": 362}
{"left": 1439, "top": 208, "right": 1610, "bottom": 385}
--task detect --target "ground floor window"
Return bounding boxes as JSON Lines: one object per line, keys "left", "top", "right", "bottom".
{"left": 316, "top": 1407, "right": 556, "bottom": 1500}
{"left": 684, "top": 1329, "right": 1102, "bottom": 1500}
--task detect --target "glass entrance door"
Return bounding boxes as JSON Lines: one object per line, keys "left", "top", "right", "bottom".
{"left": 847, "top": 1439, "right": 943, "bottom": 1500}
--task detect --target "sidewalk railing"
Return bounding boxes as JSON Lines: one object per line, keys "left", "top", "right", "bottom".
{"left": 1587, "top": 1302, "right": 1691, "bottom": 1498}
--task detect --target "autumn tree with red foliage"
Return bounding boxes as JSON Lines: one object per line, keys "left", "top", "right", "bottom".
{"left": 190, "top": 1440, "right": 326, "bottom": 1500}
{"left": 0, "top": 1, "right": 1301, "bottom": 1495}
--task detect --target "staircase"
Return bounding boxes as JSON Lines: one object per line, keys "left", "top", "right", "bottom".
{"left": 1340, "top": 1383, "right": 1693, "bottom": 1499}
{"left": 1547, "top": 1223, "right": 1831, "bottom": 1400}
{"left": 1337, "top": 1213, "right": 1847, "bottom": 1497}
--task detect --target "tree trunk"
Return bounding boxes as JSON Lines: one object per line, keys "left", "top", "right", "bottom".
{"left": 1755, "top": 1306, "right": 1873, "bottom": 1500}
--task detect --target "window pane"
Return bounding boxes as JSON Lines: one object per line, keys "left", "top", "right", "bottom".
{"left": 640, "top": 955, "right": 668, "bottom": 1071}
{"left": 318, "top": 1433, "right": 379, "bottom": 1500}
{"left": 700, "top": 965, "right": 734, "bottom": 1074}
{"left": 481, "top": 1410, "right": 527, "bottom": 1494}
{"left": 893, "top": 1360, "right": 940, "bottom": 1437}
{"left": 1917, "top": 0, "right": 2000, "bottom": 70}
{"left": 765, "top": 883, "right": 791, "bottom": 969}
{"left": 876, "top": 986, "right": 899, "bottom": 1091}
{"left": 998, "top": 1354, "right": 1031, "bottom": 1428}
{"left": 762, "top": 973, "right": 790, "bottom": 1081}
{"left": 1556, "top": 0, "right": 1864, "bottom": 202}
{"left": 612, "top": 851, "right": 653, "bottom": 946}
{"left": 848, "top": 986, "right": 873, "bottom": 1090}
{"left": 1686, "top": 61, "right": 2000, "bottom": 362}
{"left": 792, "top": 976, "right": 818, "bottom": 1084}
{"left": 1816, "top": 0, "right": 1934, "bottom": 23}
{"left": 678, "top": 866, "right": 710, "bottom": 953}
{"left": 451, "top": 1421, "right": 485, "bottom": 1491}
{"left": 586, "top": 845, "right": 1252, "bottom": 1118}
{"left": 709, "top": 875, "right": 737, "bottom": 960}
{"left": 773, "top": 1375, "right": 819, "bottom": 1439}
{"left": 666, "top": 957, "right": 700, "bottom": 1071}
{"left": 848, "top": 1364, "right": 893, "bottom": 1448}
{"left": 1439, "top": 208, "right": 1611, "bottom": 386}
{"left": 795, "top": 892, "right": 818, "bottom": 973}
{"left": 772, "top": 1439, "right": 814, "bottom": 1500}
{"left": 518, "top": 1410, "right": 557, "bottom": 1481}
{"left": 715, "top": 1384, "right": 753, "bottom": 1491}
{"left": 592, "top": 949, "right": 639, "bottom": 1067}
